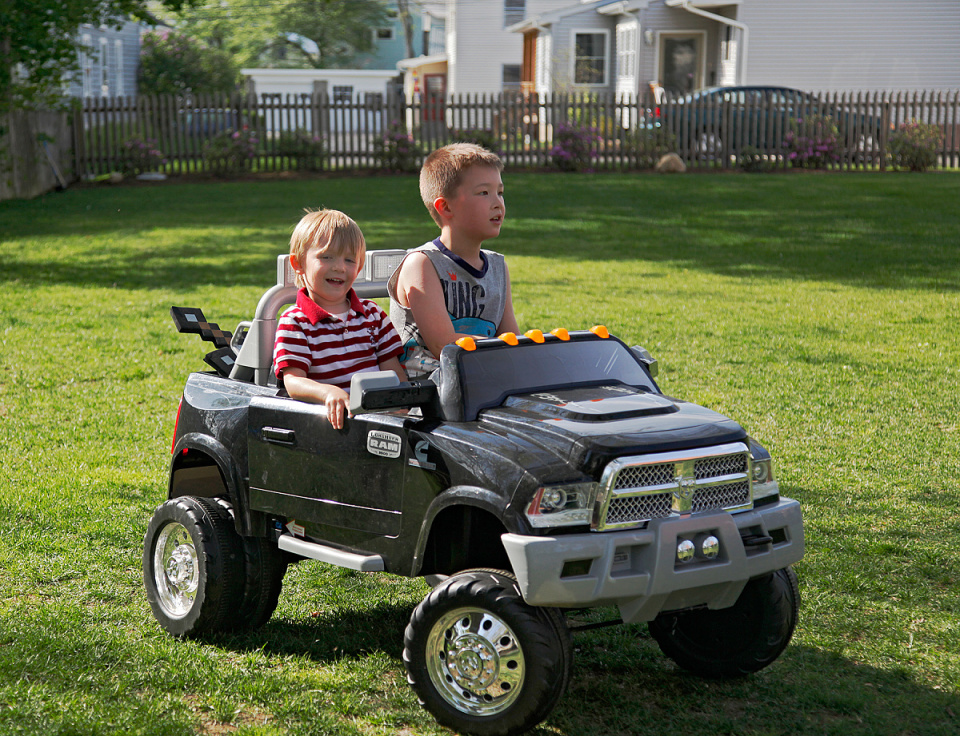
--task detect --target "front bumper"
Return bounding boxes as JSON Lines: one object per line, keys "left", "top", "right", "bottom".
{"left": 502, "top": 497, "right": 803, "bottom": 624}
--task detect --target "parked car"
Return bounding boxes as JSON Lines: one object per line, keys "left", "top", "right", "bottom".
{"left": 177, "top": 107, "right": 239, "bottom": 138}
{"left": 143, "top": 251, "right": 804, "bottom": 735}
{"left": 659, "top": 85, "right": 883, "bottom": 160}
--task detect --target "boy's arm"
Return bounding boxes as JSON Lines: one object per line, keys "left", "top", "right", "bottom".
{"left": 281, "top": 368, "right": 350, "bottom": 430}
{"left": 395, "top": 251, "right": 463, "bottom": 358}
{"left": 496, "top": 262, "right": 519, "bottom": 335}
{"left": 379, "top": 355, "right": 408, "bottom": 382}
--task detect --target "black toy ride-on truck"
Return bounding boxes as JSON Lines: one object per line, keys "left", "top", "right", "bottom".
{"left": 144, "top": 252, "right": 804, "bottom": 736}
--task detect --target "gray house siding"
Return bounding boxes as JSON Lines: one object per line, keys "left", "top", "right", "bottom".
{"left": 66, "top": 21, "right": 141, "bottom": 99}
{"left": 523, "top": 0, "right": 959, "bottom": 98}
{"left": 736, "top": 0, "right": 960, "bottom": 91}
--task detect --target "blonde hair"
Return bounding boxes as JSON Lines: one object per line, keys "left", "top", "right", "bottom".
{"left": 289, "top": 209, "right": 365, "bottom": 289}
{"left": 419, "top": 143, "right": 504, "bottom": 226}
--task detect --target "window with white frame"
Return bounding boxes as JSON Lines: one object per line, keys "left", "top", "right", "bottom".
{"left": 573, "top": 31, "right": 608, "bottom": 86}
{"left": 332, "top": 86, "right": 354, "bottom": 102}
{"left": 98, "top": 37, "right": 109, "bottom": 96}
{"left": 505, "top": 0, "right": 525, "bottom": 28}
{"left": 114, "top": 39, "right": 125, "bottom": 97}
{"left": 503, "top": 64, "right": 521, "bottom": 92}
{"left": 80, "top": 33, "right": 93, "bottom": 97}
{"left": 616, "top": 22, "right": 637, "bottom": 86}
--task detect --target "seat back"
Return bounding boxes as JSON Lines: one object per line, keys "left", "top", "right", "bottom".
{"left": 230, "top": 250, "right": 406, "bottom": 386}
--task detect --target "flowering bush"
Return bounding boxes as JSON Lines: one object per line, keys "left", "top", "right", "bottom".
{"left": 374, "top": 121, "right": 422, "bottom": 172}
{"left": 550, "top": 122, "right": 600, "bottom": 172}
{"left": 276, "top": 129, "right": 325, "bottom": 171}
{"left": 203, "top": 126, "right": 258, "bottom": 174}
{"left": 122, "top": 136, "right": 167, "bottom": 174}
{"left": 889, "top": 120, "right": 943, "bottom": 172}
{"left": 784, "top": 114, "right": 840, "bottom": 169}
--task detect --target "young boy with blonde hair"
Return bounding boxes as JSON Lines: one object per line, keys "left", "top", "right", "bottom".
{"left": 388, "top": 142, "right": 519, "bottom": 376}
{"left": 274, "top": 208, "right": 406, "bottom": 429}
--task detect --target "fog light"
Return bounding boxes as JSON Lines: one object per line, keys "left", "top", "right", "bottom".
{"left": 700, "top": 535, "right": 720, "bottom": 559}
{"left": 676, "top": 539, "right": 695, "bottom": 563}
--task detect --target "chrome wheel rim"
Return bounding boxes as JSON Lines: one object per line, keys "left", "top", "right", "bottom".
{"left": 425, "top": 606, "right": 525, "bottom": 716}
{"left": 153, "top": 522, "right": 199, "bottom": 618}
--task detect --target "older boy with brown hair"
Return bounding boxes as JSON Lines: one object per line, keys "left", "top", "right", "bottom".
{"left": 388, "top": 142, "right": 519, "bottom": 376}
{"left": 274, "top": 208, "right": 406, "bottom": 429}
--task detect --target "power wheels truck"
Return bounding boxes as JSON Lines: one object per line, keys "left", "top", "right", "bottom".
{"left": 144, "top": 252, "right": 804, "bottom": 736}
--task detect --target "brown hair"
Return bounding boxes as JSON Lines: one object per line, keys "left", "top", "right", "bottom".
{"left": 289, "top": 209, "right": 365, "bottom": 289}
{"left": 419, "top": 143, "right": 504, "bottom": 226}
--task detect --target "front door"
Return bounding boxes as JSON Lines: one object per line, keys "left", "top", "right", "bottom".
{"left": 659, "top": 33, "right": 705, "bottom": 95}
{"left": 423, "top": 74, "right": 446, "bottom": 121}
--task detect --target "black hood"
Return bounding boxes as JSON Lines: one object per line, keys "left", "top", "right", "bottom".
{"left": 478, "top": 384, "right": 747, "bottom": 478}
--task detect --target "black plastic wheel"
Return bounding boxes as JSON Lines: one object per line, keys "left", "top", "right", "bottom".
{"left": 234, "top": 536, "right": 287, "bottom": 631}
{"left": 143, "top": 496, "right": 245, "bottom": 637}
{"left": 403, "top": 569, "right": 570, "bottom": 736}
{"left": 649, "top": 566, "right": 800, "bottom": 679}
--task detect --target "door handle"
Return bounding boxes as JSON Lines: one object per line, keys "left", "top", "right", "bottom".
{"left": 262, "top": 427, "right": 295, "bottom": 445}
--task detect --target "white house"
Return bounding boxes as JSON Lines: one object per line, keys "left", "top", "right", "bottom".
{"left": 397, "top": 1, "right": 576, "bottom": 102}
{"left": 509, "top": 0, "right": 960, "bottom": 98}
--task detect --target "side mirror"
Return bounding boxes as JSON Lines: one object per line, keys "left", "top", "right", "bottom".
{"left": 630, "top": 346, "right": 659, "bottom": 379}
{"left": 349, "top": 371, "right": 439, "bottom": 415}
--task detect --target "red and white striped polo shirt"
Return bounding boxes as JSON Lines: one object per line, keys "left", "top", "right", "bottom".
{"left": 273, "top": 288, "right": 403, "bottom": 390}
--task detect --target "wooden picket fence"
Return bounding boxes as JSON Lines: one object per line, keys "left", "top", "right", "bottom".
{"left": 73, "top": 89, "right": 960, "bottom": 177}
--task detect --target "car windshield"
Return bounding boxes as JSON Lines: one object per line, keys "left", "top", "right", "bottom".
{"left": 457, "top": 339, "right": 656, "bottom": 418}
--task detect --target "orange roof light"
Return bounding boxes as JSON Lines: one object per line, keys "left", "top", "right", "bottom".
{"left": 455, "top": 336, "right": 477, "bottom": 351}
{"left": 550, "top": 328, "right": 570, "bottom": 341}
{"left": 590, "top": 325, "right": 610, "bottom": 339}
{"left": 498, "top": 332, "right": 519, "bottom": 346}
{"left": 524, "top": 329, "right": 545, "bottom": 343}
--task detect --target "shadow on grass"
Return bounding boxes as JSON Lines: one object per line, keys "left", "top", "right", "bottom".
{"left": 218, "top": 602, "right": 959, "bottom": 736}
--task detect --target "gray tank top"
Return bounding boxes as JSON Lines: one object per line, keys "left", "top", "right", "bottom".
{"left": 388, "top": 239, "right": 507, "bottom": 373}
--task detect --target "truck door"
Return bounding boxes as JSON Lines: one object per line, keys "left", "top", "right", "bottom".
{"left": 246, "top": 395, "right": 407, "bottom": 538}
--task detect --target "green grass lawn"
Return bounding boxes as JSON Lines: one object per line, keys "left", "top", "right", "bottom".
{"left": 1, "top": 171, "right": 958, "bottom": 735}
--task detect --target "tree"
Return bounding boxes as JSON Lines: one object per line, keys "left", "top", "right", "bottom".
{"left": 0, "top": 0, "right": 193, "bottom": 112}
{"left": 139, "top": 30, "right": 239, "bottom": 95}
{"left": 395, "top": 0, "right": 416, "bottom": 61}
{"left": 172, "top": 0, "right": 389, "bottom": 69}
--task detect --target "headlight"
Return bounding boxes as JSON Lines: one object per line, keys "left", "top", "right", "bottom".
{"left": 525, "top": 482, "right": 597, "bottom": 528}
{"left": 750, "top": 456, "right": 779, "bottom": 501}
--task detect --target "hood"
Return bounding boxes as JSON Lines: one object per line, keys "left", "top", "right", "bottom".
{"left": 478, "top": 384, "right": 747, "bottom": 478}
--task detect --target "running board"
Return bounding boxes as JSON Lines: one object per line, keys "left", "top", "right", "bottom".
{"left": 277, "top": 535, "right": 384, "bottom": 572}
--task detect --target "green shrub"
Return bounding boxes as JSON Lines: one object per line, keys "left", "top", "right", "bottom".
{"left": 139, "top": 31, "right": 239, "bottom": 96}
{"left": 121, "top": 136, "right": 167, "bottom": 175}
{"left": 450, "top": 128, "right": 501, "bottom": 154}
{"left": 276, "top": 128, "right": 325, "bottom": 171}
{"left": 374, "top": 120, "right": 422, "bottom": 172}
{"left": 202, "top": 126, "right": 258, "bottom": 174}
{"left": 889, "top": 120, "right": 943, "bottom": 172}
{"left": 785, "top": 114, "right": 841, "bottom": 169}
{"left": 619, "top": 126, "right": 677, "bottom": 169}
{"left": 738, "top": 144, "right": 774, "bottom": 173}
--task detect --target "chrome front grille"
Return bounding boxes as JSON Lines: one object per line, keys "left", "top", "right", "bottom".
{"left": 594, "top": 442, "right": 752, "bottom": 531}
